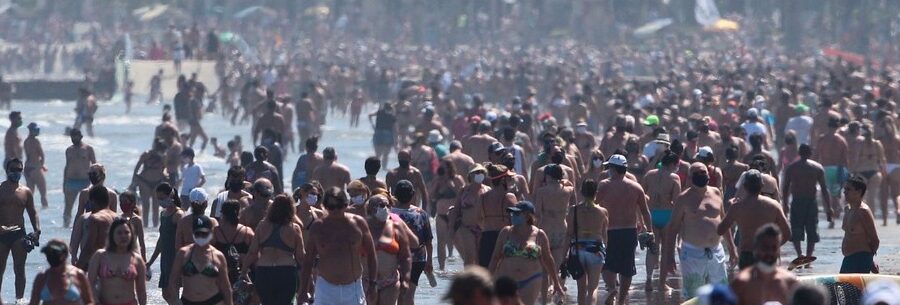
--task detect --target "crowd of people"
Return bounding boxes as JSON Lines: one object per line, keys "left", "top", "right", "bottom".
{"left": 3, "top": 2, "right": 900, "bottom": 305}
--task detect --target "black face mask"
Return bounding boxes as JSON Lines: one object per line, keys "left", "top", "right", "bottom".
{"left": 227, "top": 180, "right": 243, "bottom": 192}
{"left": 398, "top": 160, "right": 410, "bottom": 168}
{"left": 691, "top": 173, "right": 710, "bottom": 187}
{"left": 550, "top": 153, "right": 564, "bottom": 164}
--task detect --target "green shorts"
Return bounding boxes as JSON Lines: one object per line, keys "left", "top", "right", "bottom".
{"left": 824, "top": 166, "right": 848, "bottom": 196}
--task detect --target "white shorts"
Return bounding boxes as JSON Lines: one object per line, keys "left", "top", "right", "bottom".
{"left": 314, "top": 276, "right": 366, "bottom": 305}
{"left": 679, "top": 242, "right": 728, "bottom": 299}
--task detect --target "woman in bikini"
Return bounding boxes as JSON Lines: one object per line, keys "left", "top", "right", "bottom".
{"left": 363, "top": 194, "right": 412, "bottom": 305}
{"left": 875, "top": 115, "right": 900, "bottom": 224}
{"left": 479, "top": 164, "right": 518, "bottom": 268}
{"left": 567, "top": 180, "right": 609, "bottom": 305}
{"left": 28, "top": 239, "right": 95, "bottom": 305}
{"left": 452, "top": 164, "right": 490, "bottom": 266}
{"left": 579, "top": 150, "right": 605, "bottom": 202}
{"left": 87, "top": 218, "right": 148, "bottom": 305}
{"left": 119, "top": 191, "right": 147, "bottom": 262}
{"left": 429, "top": 160, "right": 465, "bottom": 270}
{"left": 488, "top": 201, "right": 563, "bottom": 305}
{"left": 852, "top": 124, "right": 887, "bottom": 225}
{"left": 168, "top": 215, "right": 232, "bottom": 305}
{"left": 131, "top": 138, "right": 169, "bottom": 227}
{"left": 241, "top": 195, "right": 304, "bottom": 305}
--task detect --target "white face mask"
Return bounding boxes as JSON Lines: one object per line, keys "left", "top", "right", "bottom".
{"left": 375, "top": 207, "right": 389, "bottom": 222}
{"left": 472, "top": 174, "right": 485, "bottom": 184}
{"left": 351, "top": 195, "right": 365, "bottom": 205}
{"left": 756, "top": 261, "right": 776, "bottom": 274}
{"left": 193, "top": 234, "right": 212, "bottom": 246}
{"left": 592, "top": 159, "right": 603, "bottom": 168}
{"left": 576, "top": 127, "right": 587, "bottom": 134}
{"left": 307, "top": 194, "right": 318, "bottom": 205}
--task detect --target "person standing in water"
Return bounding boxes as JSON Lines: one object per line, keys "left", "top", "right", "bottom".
{"left": 131, "top": 138, "right": 168, "bottom": 228}
{"left": 75, "top": 186, "right": 118, "bottom": 270}
{"left": 0, "top": 158, "right": 40, "bottom": 301}
{"left": 23, "top": 122, "right": 47, "bottom": 209}
{"left": 167, "top": 215, "right": 233, "bottom": 305}
{"left": 74, "top": 88, "right": 98, "bottom": 137}
{"left": 640, "top": 151, "right": 681, "bottom": 292}
{"left": 145, "top": 183, "right": 183, "bottom": 303}
{"left": 63, "top": 129, "right": 96, "bottom": 228}
{"left": 27, "top": 240, "right": 95, "bottom": 305}
{"left": 5, "top": 111, "right": 22, "bottom": 162}
{"left": 87, "top": 217, "right": 148, "bottom": 305}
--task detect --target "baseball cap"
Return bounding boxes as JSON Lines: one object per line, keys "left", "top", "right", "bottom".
{"left": 507, "top": 201, "right": 535, "bottom": 213}
{"left": 489, "top": 142, "right": 505, "bottom": 154}
{"left": 192, "top": 215, "right": 213, "bottom": 233}
{"left": 643, "top": 115, "right": 660, "bottom": 126}
{"left": 655, "top": 133, "right": 671, "bottom": 145}
{"left": 189, "top": 188, "right": 208, "bottom": 203}
{"left": 696, "top": 284, "right": 737, "bottom": 305}
{"left": 603, "top": 154, "right": 627, "bottom": 167}
{"left": 746, "top": 108, "right": 759, "bottom": 119}
{"left": 795, "top": 103, "right": 810, "bottom": 113}
{"left": 864, "top": 280, "right": 900, "bottom": 305}
{"left": 696, "top": 146, "right": 714, "bottom": 159}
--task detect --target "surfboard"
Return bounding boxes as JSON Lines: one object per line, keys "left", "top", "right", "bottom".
{"left": 681, "top": 274, "right": 900, "bottom": 305}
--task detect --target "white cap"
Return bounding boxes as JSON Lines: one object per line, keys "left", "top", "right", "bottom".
{"left": 696, "top": 146, "right": 714, "bottom": 159}
{"left": 864, "top": 280, "right": 900, "bottom": 305}
{"left": 603, "top": 154, "right": 627, "bottom": 167}
{"left": 189, "top": 188, "right": 209, "bottom": 203}
{"left": 427, "top": 129, "right": 443, "bottom": 143}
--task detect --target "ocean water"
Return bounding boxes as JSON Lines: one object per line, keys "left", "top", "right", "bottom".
{"left": 0, "top": 97, "right": 682, "bottom": 305}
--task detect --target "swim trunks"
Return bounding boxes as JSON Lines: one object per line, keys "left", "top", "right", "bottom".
{"left": 602, "top": 228, "right": 638, "bottom": 276}
{"left": 314, "top": 276, "right": 365, "bottom": 305}
{"left": 0, "top": 227, "right": 25, "bottom": 248}
{"left": 680, "top": 241, "right": 728, "bottom": 299}
{"left": 824, "top": 166, "right": 848, "bottom": 196}
{"left": 790, "top": 197, "right": 820, "bottom": 243}
{"left": 651, "top": 209, "right": 673, "bottom": 229}
{"left": 840, "top": 251, "right": 874, "bottom": 274}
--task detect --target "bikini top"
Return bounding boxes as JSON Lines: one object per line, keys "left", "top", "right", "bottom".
{"left": 41, "top": 268, "right": 81, "bottom": 302}
{"left": 261, "top": 224, "right": 295, "bottom": 253}
{"left": 503, "top": 239, "right": 540, "bottom": 260}
{"left": 375, "top": 220, "right": 401, "bottom": 255}
{"left": 100, "top": 256, "right": 139, "bottom": 280}
{"left": 182, "top": 247, "right": 220, "bottom": 278}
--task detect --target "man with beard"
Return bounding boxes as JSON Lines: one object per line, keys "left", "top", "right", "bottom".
{"left": 63, "top": 129, "right": 96, "bottom": 227}
{"left": 300, "top": 187, "right": 378, "bottom": 305}
{"left": 0, "top": 158, "right": 39, "bottom": 301}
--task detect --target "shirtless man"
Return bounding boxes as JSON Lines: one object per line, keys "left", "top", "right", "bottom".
{"left": 245, "top": 146, "right": 283, "bottom": 194}
{"left": 730, "top": 225, "right": 798, "bottom": 305}
{"left": 360, "top": 157, "right": 389, "bottom": 192}
{"left": 4, "top": 111, "right": 22, "bottom": 162}
{"left": 280, "top": 97, "right": 296, "bottom": 153}
{"left": 532, "top": 164, "right": 576, "bottom": 275}
{"left": 595, "top": 154, "right": 651, "bottom": 305}
{"left": 74, "top": 185, "right": 117, "bottom": 270}
{"left": 239, "top": 179, "right": 274, "bottom": 229}
{"left": 311, "top": 147, "right": 352, "bottom": 192}
{"left": 599, "top": 116, "right": 631, "bottom": 158}
{"left": 253, "top": 99, "right": 285, "bottom": 146}
{"left": 718, "top": 170, "right": 791, "bottom": 269}
{"left": 782, "top": 144, "right": 832, "bottom": 261}
{"left": 299, "top": 187, "right": 378, "bottom": 305}
{"left": 839, "top": 176, "right": 880, "bottom": 273}
{"left": 641, "top": 151, "right": 682, "bottom": 292}
{"left": 443, "top": 140, "right": 475, "bottom": 175}
{"left": 663, "top": 163, "right": 737, "bottom": 299}
{"left": 63, "top": 129, "right": 96, "bottom": 228}
{"left": 462, "top": 121, "right": 498, "bottom": 164}
{"left": 74, "top": 88, "right": 98, "bottom": 137}
{"left": 210, "top": 166, "right": 253, "bottom": 219}
{"left": 409, "top": 133, "right": 438, "bottom": 184}
{"left": 386, "top": 150, "right": 430, "bottom": 210}
{"left": 814, "top": 116, "right": 849, "bottom": 219}
{"left": 164, "top": 130, "right": 184, "bottom": 189}
{"left": 71, "top": 164, "right": 119, "bottom": 246}
{"left": 292, "top": 137, "right": 323, "bottom": 190}
{"left": 811, "top": 99, "right": 842, "bottom": 146}
{"left": 23, "top": 123, "right": 47, "bottom": 209}
{"left": 0, "top": 158, "right": 39, "bottom": 300}
{"left": 721, "top": 145, "right": 749, "bottom": 203}
{"left": 696, "top": 119, "right": 721, "bottom": 148}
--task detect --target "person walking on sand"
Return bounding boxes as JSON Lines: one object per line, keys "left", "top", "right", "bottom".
{"left": 782, "top": 144, "right": 832, "bottom": 263}
{"left": 840, "top": 176, "right": 880, "bottom": 274}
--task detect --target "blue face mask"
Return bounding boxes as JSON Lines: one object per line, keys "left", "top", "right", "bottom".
{"left": 510, "top": 214, "right": 525, "bottom": 226}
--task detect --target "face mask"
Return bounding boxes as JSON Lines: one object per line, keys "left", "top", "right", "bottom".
{"left": 756, "top": 261, "right": 776, "bottom": 274}
{"left": 398, "top": 160, "right": 410, "bottom": 168}
{"left": 88, "top": 173, "right": 102, "bottom": 185}
{"left": 7, "top": 172, "right": 21, "bottom": 183}
{"left": 228, "top": 180, "right": 243, "bottom": 192}
{"left": 159, "top": 198, "right": 174, "bottom": 208}
{"left": 193, "top": 234, "right": 212, "bottom": 246}
{"left": 592, "top": 159, "right": 603, "bottom": 168}
{"left": 46, "top": 253, "right": 66, "bottom": 267}
{"left": 510, "top": 214, "right": 525, "bottom": 226}
{"left": 375, "top": 207, "right": 390, "bottom": 222}
{"left": 351, "top": 195, "right": 365, "bottom": 205}
{"left": 182, "top": 157, "right": 191, "bottom": 164}
{"left": 472, "top": 174, "right": 485, "bottom": 184}
{"left": 551, "top": 153, "right": 564, "bottom": 164}
{"left": 306, "top": 194, "right": 318, "bottom": 205}
{"left": 691, "top": 173, "right": 710, "bottom": 187}
{"left": 576, "top": 126, "right": 587, "bottom": 134}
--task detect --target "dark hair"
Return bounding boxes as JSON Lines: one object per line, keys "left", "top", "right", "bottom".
{"left": 846, "top": 175, "right": 868, "bottom": 196}
{"left": 494, "top": 276, "right": 519, "bottom": 299}
{"left": 5, "top": 158, "right": 22, "bottom": 171}
{"left": 660, "top": 150, "right": 679, "bottom": 166}
{"left": 266, "top": 195, "right": 296, "bottom": 225}
{"left": 240, "top": 151, "right": 255, "bottom": 167}
{"left": 784, "top": 131, "right": 797, "bottom": 145}
{"left": 610, "top": 164, "right": 627, "bottom": 174}
{"left": 322, "top": 186, "right": 348, "bottom": 211}
{"left": 253, "top": 146, "right": 269, "bottom": 160}
{"left": 89, "top": 185, "right": 110, "bottom": 209}
{"left": 119, "top": 190, "right": 140, "bottom": 216}
{"left": 106, "top": 217, "right": 136, "bottom": 252}
{"left": 545, "top": 164, "right": 563, "bottom": 180}
{"left": 365, "top": 157, "right": 381, "bottom": 176}
{"left": 749, "top": 134, "right": 764, "bottom": 149}
{"left": 323, "top": 147, "right": 336, "bottom": 160}
{"left": 580, "top": 179, "right": 598, "bottom": 198}
{"left": 221, "top": 199, "right": 241, "bottom": 225}
{"left": 754, "top": 223, "right": 781, "bottom": 247}
{"left": 790, "top": 283, "right": 830, "bottom": 305}
{"left": 227, "top": 166, "right": 246, "bottom": 181}
{"left": 799, "top": 144, "right": 812, "bottom": 159}
{"left": 443, "top": 266, "right": 495, "bottom": 305}
{"left": 725, "top": 145, "right": 739, "bottom": 161}
{"left": 156, "top": 182, "right": 182, "bottom": 207}
{"left": 743, "top": 170, "right": 763, "bottom": 195}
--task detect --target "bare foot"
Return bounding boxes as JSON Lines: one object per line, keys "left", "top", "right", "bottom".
{"left": 604, "top": 291, "right": 616, "bottom": 305}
